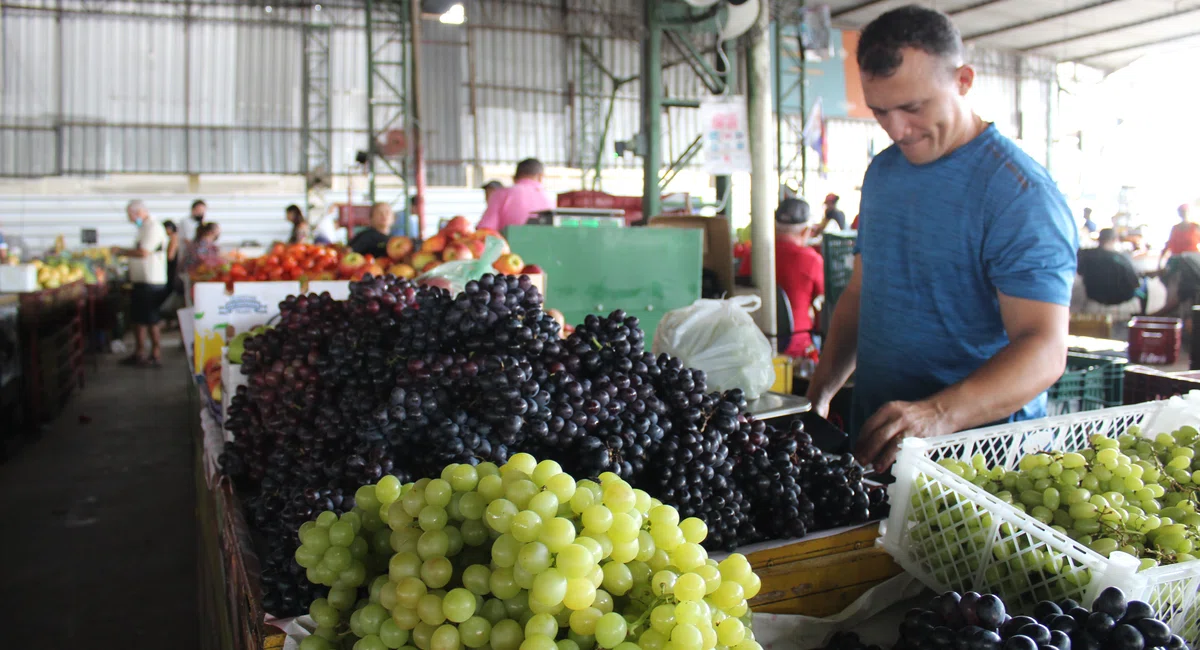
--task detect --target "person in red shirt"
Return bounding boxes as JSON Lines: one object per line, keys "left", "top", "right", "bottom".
{"left": 1161, "top": 203, "right": 1200, "bottom": 268}
{"left": 775, "top": 198, "right": 824, "bottom": 358}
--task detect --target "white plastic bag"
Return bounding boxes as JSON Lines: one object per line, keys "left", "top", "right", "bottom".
{"left": 652, "top": 295, "right": 775, "bottom": 399}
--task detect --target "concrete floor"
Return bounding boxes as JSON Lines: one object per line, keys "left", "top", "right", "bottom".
{"left": 0, "top": 334, "right": 198, "bottom": 647}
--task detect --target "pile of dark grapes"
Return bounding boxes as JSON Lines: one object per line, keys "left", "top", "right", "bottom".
{"left": 824, "top": 587, "right": 1190, "bottom": 650}
{"left": 221, "top": 273, "right": 882, "bottom": 617}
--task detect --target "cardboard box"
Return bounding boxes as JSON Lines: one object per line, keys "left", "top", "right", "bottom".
{"left": 649, "top": 215, "right": 733, "bottom": 298}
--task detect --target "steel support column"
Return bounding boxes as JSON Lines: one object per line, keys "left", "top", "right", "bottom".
{"left": 302, "top": 22, "right": 333, "bottom": 216}
{"left": 641, "top": 1, "right": 663, "bottom": 222}
{"left": 749, "top": 0, "right": 777, "bottom": 347}
{"left": 365, "top": 0, "right": 412, "bottom": 231}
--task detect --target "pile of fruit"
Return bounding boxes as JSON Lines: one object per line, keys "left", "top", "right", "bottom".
{"left": 824, "top": 587, "right": 1189, "bottom": 650}
{"left": 293, "top": 454, "right": 766, "bottom": 650}
{"left": 191, "top": 243, "right": 362, "bottom": 285}
{"left": 31, "top": 258, "right": 92, "bottom": 288}
{"left": 221, "top": 273, "right": 886, "bottom": 616}
{"left": 904, "top": 424, "right": 1200, "bottom": 615}
{"left": 387, "top": 216, "right": 536, "bottom": 279}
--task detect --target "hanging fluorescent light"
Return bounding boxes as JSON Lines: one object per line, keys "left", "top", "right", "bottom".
{"left": 439, "top": 3, "right": 465, "bottom": 24}
{"left": 264, "top": 4, "right": 273, "bottom": 12}
{"left": 313, "top": 3, "right": 322, "bottom": 11}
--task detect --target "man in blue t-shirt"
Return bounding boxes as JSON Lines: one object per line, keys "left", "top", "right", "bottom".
{"left": 805, "top": 5, "right": 1078, "bottom": 473}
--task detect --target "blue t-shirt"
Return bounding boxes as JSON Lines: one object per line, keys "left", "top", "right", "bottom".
{"left": 850, "top": 125, "right": 1078, "bottom": 437}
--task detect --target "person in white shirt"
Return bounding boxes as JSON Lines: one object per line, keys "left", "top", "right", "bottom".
{"left": 114, "top": 200, "right": 169, "bottom": 367}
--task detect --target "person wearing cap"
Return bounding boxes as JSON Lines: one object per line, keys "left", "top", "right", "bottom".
{"left": 804, "top": 6, "right": 1077, "bottom": 472}
{"left": 482, "top": 180, "right": 504, "bottom": 204}
{"left": 775, "top": 198, "right": 824, "bottom": 359}
{"left": 818, "top": 194, "right": 848, "bottom": 233}
{"left": 478, "top": 159, "right": 554, "bottom": 232}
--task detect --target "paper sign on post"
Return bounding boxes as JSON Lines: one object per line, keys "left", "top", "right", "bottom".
{"left": 700, "top": 97, "right": 752, "bottom": 175}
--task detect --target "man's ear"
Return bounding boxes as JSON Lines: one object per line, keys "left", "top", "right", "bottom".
{"left": 956, "top": 64, "right": 975, "bottom": 96}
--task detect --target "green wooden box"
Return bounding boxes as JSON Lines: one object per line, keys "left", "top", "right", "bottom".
{"left": 505, "top": 226, "right": 703, "bottom": 340}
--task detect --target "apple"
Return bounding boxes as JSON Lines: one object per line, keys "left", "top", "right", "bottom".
{"left": 364, "top": 263, "right": 386, "bottom": 278}
{"left": 441, "top": 215, "right": 473, "bottom": 239}
{"left": 476, "top": 233, "right": 510, "bottom": 255}
{"left": 464, "top": 238, "right": 486, "bottom": 257}
{"left": 520, "top": 264, "right": 543, "bottom": 275}
{"left": 443, "top": 241, "right": 475, "bottom": 261}
{"left": 411, "top": 251, "right": 437, "bottom": 270}
{"left": 421, "top": 233, "right": 448, "bottom": 254}
{"left": 421, "top": 260, "right": 442, "bottom": 273}
{"left": 493, "top": 252, "right": 525, "bottom": 275}
{"left": 387, "top": 263, "right": 416, "bottom": 279}
{"left": 386, "top": 236, "right": 414, "bottom": 261}
{"left": 338, "top": 251, "right": 367, "bottom": 276}
{"left": 476, "top": 227, "right": 502, "bottom": 240}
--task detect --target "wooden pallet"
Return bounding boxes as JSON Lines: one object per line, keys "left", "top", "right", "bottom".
{"left": 747, "top": 522, "right": 903, "bottom": 617}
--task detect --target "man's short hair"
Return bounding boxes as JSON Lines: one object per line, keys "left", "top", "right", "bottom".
{"left": 515, "top": 159, "right": 544, "bottom": 180}
{"left": 192, "top": 199, "right": 207, "bottom": 210}
{"left": 127, "top": 199, "right": 146, "bottom": 214}
{"left": 1097, "top": 228, "right": 1117, "bottom": 246}
{"left": 856, "top": 5, "right": 964, "bottom": 78}
{"left": 775, "top": 198, "right": 811, "bottom": 225}
{"left": 482, "top": 180, "right": 503, "bottom": 191}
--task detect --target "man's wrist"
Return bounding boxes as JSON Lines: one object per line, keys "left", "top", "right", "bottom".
{"left": 923, "top": 391, "right": 964, "bottom": 435}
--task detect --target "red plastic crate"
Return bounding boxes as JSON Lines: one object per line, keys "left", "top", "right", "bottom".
{"left": 1128, "top": 316, "right": 1182, "bottom": 365}
{"left": 1124, "top": 365, "right": 1200, "bottom": 405}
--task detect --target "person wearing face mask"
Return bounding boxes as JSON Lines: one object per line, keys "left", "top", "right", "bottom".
{"left": 180, "top": 199, "right": 207, "bottom": 247}
{"left": 114, "top": 200, "right": 170, "bottom": 367}
{"left": 805, "top": 6, "right": 1077, "bottom": 472}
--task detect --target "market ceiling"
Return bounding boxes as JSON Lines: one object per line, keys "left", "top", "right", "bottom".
{"left": 823, "top": 0, "right": 1200, "bottom": 71}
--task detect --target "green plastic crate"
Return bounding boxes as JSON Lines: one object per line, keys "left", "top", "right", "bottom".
{"left": 1047, "top": 352, "right": 1127, "bottom": 416}
{"left": 821, "top": 232, "right": 857, "bottom": 333}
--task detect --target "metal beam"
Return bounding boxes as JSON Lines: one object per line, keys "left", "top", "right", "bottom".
{"left": 1077, "top": 28, "right": 1200, "bottom": 61}
{"left": 1020, "top": 6, "right": 1200, "bottom": 51}
{"left": 963, "top": 0, "right": 1123, "bottom": 41}
{"left": 640, "top": 0, "right": 662, "bottom": 222}
{"left": 831, "top": 0, "right": 891, "bottom": 19}
{"left": 946, "top": 0, "right": 1008, "bottom": 16}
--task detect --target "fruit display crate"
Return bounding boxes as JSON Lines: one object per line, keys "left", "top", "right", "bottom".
{"left": 1046, "top": 352, "right": 1126, "bottom": 416}
{"left": 821, "top": 232, "right": 856, "bottom": 333}
{"left": 743, "top": 521, "right": 903, "bottom": 617}
{"left": 881, "top": 401, "right": 1200, "bottom": 643}
{"left": 1125, "top": 365, "right": 1200, "bottom": 405}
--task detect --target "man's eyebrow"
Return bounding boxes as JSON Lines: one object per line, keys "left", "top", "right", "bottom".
{"left": 869, "top": 100, "right": 924, "bottom": 113}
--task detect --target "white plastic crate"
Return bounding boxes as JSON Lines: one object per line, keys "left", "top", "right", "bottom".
{"left": 881, "top": 401, "right": 1200, "bottom": 643}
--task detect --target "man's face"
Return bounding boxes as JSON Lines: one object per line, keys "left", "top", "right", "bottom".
{"left": 192, "top": 206, "right": 206, "bottom": 221}
{"left": 127, "top": 207, "right": 142, "bottom": 224}
{"left": 862, "top": 48, "right": 973, "bottom": 166}
{"left": 372, "top": 207, "right": 394, "bottom": 232}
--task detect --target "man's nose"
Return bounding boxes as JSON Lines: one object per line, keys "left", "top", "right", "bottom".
{"left": 881, "top": 114, "right": 910, "bottom": 142}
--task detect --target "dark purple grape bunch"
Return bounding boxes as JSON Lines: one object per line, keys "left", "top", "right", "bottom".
{"left": 893, "top": 588, "right": 1188, "bottom": 650}
{"left": 348, "top": 274, "right": 420, "bottom": 324}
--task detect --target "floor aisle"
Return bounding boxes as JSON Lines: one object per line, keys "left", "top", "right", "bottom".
{"left": 0, "top": 335, "right": 199, "bottom": 647}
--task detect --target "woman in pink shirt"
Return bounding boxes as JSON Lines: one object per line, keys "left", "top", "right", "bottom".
{"left": 477, "top": 158, "right": 554, "bottom": 231}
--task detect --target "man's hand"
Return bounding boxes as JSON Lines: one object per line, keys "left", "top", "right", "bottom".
{"left": 854, "top": 398, "right": 955, "bottom": 472}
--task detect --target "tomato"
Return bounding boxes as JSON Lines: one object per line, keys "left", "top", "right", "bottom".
{"left": 271, "top": 243, "right": 286, "bottom": 257}
{"left": 282, "top": 258, "right": 299, "bottom": 273}
{"left": 303, "top": 257, "right": 317, "bottom": 271}
{"left": 267, "top": 267, "right": 284, "bottom": 281}
{"left": 230, "top": 264, "right": 249, "bottom": 280}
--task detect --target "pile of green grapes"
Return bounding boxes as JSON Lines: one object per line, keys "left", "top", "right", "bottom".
{"left": 290, "top": 453, "right": 764, "bottom": 650}
{"left": 905, "top": 425, "right": 1200, "bottom": 611}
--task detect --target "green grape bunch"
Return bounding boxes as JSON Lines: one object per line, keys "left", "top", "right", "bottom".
{"left": 292, "top": 453, "right": 765, "bottom": 650}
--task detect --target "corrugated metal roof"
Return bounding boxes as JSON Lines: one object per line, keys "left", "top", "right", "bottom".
{"left": 824, "top": 0, "right": 1200, "bottom": 70}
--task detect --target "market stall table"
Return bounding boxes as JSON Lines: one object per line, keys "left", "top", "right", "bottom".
{"left": 747, "top": 391, "right": 811, "bottom": 420}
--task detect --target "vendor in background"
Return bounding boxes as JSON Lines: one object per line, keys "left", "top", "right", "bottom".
{"left": 477, "top": 158, "right": 554, "bottom": 231}
{"left": 186, "top": 222, "right": 223, "bottom": 271}
{"left": 349, "top": 202, "right": 393, "bottom": 258}
{"left": 1081, "top": 207, "right": 1098, "bottom": 238}
{"left": 815, "top": 194, "right": 847, "bottom": 235}
{"left": 180, "top": 198, "right": 207, "bottom": 247}
{"left": 286, "top": 204, "right": 310, "bottom": 244}
{"left": 804, "top": 6, "right": 1077, "bottom": 472}
{"left": 114, "top": 200, "right": 169, "bottom": 368}
{"left": 775, "top": 198, "right": 824, "bottom": 360}
{"left": 482, "top": 180, "right": 503, "bottom": 204}
{"left": 1077, "top": 228, "right": 1143, "bottom": 310}
{"left": 1160, "top": 204, "right": 1199, "bottom": 269}
{"left": 1153, "top": 253, "right": 1200, "bottom": 322}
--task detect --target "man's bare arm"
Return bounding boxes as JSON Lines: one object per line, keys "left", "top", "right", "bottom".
{"left": 805, "top": 257, "right": 862, "bottom": 417}
{"left": 856, "top": 293, "right": 1068, "bottom": 471}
